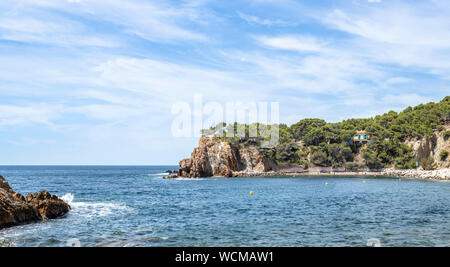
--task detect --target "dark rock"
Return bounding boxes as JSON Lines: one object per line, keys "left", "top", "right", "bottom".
{"left": 0, "top": 174, "right": 70, "bottom": 229}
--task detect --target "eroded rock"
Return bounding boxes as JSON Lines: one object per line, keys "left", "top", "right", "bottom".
{"left": 406, "top": 130, "right": 450, "bottom": 168}
{"left": 178, "top": 137, "right": 276, "bottom": 177}
{"left": 0, "top": 175, "right": 70, "bottom": 229}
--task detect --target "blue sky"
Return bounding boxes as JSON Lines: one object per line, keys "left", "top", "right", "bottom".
{"left": 0, "top": 0, "right": 449, "bottom": 165}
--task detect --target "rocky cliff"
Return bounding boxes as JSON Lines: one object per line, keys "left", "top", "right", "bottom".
{"left": 406, "top": 129, "right": 450, "bottom": 168}
{"left": 176, "top": 133, "right": 449, "bottom": 178}
{"left": 178, "top": 137, "right": 277, "bottom": 177}
{"left": 0, "top": 175, "right": 70, "bottom": 229}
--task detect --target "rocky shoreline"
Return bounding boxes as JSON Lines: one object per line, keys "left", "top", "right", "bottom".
{"left": 231, "top": 168, "right": 450, "bottom": 181}
{"left": 164, "top": 168, "right": 450, "bottom": 181}
{"left": 0, "top": 175, "right": 70, "bottom": 229}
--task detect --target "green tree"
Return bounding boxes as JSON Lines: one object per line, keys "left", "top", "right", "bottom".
{"left": 310, "top": 150, "right": 330, "bottom": 167}
{"left": 291, "top": 119, "right": 326, "bottom": 141}
{"left": 327, "top": 143, "right": 353, "bottom": 167}
{"left": 362, "top": 148, "right": 383, "bottom": 170}
{"left": 420, "top": 156, "right": 437, "bottom": 170}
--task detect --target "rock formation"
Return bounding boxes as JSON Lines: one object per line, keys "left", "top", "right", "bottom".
{"left": 0, "top": 175, "right": 70, "bottom": 229}
{"left": 178, "top": 137, "right": 277, "bottom": 177}
{"left": 176, "top": 133, "right": 450, "bottom": 178}
{"left": 406, "top": 130, "right": 450, "bottom": 168}
{"left": 176, "top": 118, "right": 450, "bottom": 179}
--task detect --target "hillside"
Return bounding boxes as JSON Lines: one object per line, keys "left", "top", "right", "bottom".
{"left": 176, "top": 97, "right": 450, "bottom": 178}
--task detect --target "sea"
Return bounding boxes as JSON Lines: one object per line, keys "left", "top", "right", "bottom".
{"left": 0, "top": 165, "right": 449, "bottom": 247}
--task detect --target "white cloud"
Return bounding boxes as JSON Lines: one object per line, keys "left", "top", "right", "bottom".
{"left": 255, "top": 35, "right": 328, "bottom": 53}
{"left": 311, "top": 2, "right": 450, "bottom": 83}
{"left": 238, "top": 12, "right": 293, "bottom": 26}
{"left": 91, "top": 57, "right": 265, "bottom": 101}
{"left": 324, "top": 8, "right": 450, "bottom": 48}
{"left": 0, "top": 0, "right": 208, "bottom": 45}
{"left": 0, "top": 104, "right": 63, "bottom": 127}
{"left": 238, "top": 49, "right": 384, "bottom": 95}
{"left": 0, "top": 12, "right": 120, "bottom": 47}
{"left": 386, "top": 77, "right": 413, "bottom": 84}
{"left": 0, "top": 17, "right": 68, "bottom": 34}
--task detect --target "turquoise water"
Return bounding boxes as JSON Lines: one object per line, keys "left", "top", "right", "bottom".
{"left": 0, "top": 166, "right": 449, "bottom": 247}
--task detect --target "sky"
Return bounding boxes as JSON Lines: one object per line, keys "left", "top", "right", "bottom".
{"left": 0, "top": 0, "right": 449, "bottom": 165}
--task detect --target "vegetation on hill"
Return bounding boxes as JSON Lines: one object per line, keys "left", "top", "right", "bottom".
{"left": 202, "top": 96, "right": 450, "bottom": 170}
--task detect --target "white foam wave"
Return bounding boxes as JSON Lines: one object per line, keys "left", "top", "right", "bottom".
{"left": 59, "top": 193, "right": 132, "bottom": 218}
{"left": 60, "top": 193, "right": 74, "bottom": 204}
{"left": 173, "top": 177, "right": 206, "bottom": 181}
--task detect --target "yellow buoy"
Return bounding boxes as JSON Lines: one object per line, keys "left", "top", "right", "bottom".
{"left": 250, "top": 191, "right": 254, "bottom": 195}
{"left": 363, "top": 181, "right": 366, "bottom": 183}
{"left": 325, "top": 183, "right": 328, "bottom": 186}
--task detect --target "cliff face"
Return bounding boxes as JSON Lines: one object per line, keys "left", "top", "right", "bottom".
{"left": 0, "top": 175, "right": 70, "bottom": 229}
{"left": 179, "top": 137, "right": 276, "bottom": 177}
{"left": 406, "top": 130, "right": 450, "bottom": 168}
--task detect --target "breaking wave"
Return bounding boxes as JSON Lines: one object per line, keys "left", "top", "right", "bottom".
{"left": 59, "top": 193, "right": 132, "bottom": 218}
{"left": 153, "top": 173, "right": 169, "bottom": 176}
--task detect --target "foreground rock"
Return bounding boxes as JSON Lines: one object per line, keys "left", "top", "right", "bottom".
{"left": 178, "top": 137, "right": 277, "bottom": 177}
{"left": 0, "top": 175, "right": 70, "bottom": 229}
